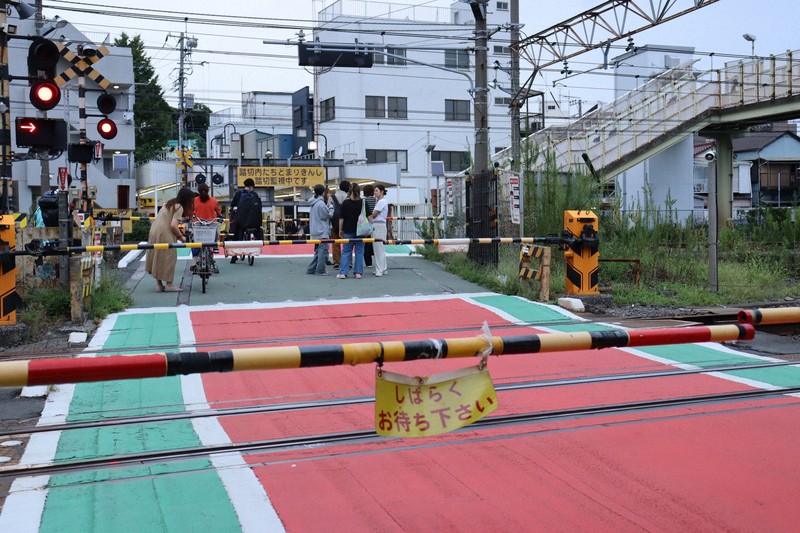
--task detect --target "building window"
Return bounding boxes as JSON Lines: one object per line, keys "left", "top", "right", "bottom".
{"left": 445, "top": 49, "right": 470, "bottom": 70}
{"left": 432, "top": 151, "right": 470, "bottom": 172}
{"left": 494, "top": 97, "right": 512, "bottom": 106}
{"left": 320, "top": 97, "right": 335, "bottom": 122}
{"left": 366, "top": 96, "right": 406, "bottom": 119}
{"left": 497, "top": 1, "right": 509, "bottom": 10}
{"left": 366, "top": 149, "right": 408, "bottom": 171}
{"left": 365, "top": 96, "right": 385, "bottom": 118}
{"left": 493, "top": 45, "right": 511, "bottom": 55}
{"left": 445, "top": 99, "right": 470, "bottom": 121}
{"left": 372, "top": 47, "right": 385, "bottom": 64}
{"left": 387, "top": 97, "right": 407, "bottom": 119}
{"left": 293, "top": 106, "right": 303, "bottom": 129}
{"left": 387, "top": 47, "right": 406, "bottom": 66}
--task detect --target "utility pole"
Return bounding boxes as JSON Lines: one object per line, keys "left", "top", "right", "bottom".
{"left": 467, "top": 0, "right": 496, "bottom": 265}
{"left": 35, "top": 0, "right": 50, "bottom": 198}
{"left": 178, "top": 25, "right": 187, "bottom": 186}
{"left": 509, "top": 0, "right": 520, "bottom": 171}
{"left": 472, "top": 0, "right": 488, "bottom": 183}
{"left": 176, "top": 19, "right": 196, "bottom": 187}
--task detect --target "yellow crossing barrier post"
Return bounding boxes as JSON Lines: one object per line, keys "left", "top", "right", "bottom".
{"left": 563, "top": 210, "right": 599, "bottom": 295}
{"left": 0, "top": 215, "right": 22, "bottom": 325}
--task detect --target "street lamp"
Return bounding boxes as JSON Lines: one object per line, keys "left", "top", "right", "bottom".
{"left": 307, "top": 133, "right": 327, "bottom": 157}
{"left": 743, "top": 33, "right": 756, "bottom": 60}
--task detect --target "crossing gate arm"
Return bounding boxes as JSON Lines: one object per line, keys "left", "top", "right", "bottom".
{"left": 0, "top": 323, "right": 759, "bottom": 387}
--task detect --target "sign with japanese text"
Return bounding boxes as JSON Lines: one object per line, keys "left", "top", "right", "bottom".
{"left": 446, "top": 179, "right": 454, "bottom": 217}
{"left": 238, "top": 166, "right": 325, "bottom": 188}
{"left": 375, "top": 365, "right": 497, "bottom": 437}
{"left": 509, "top": 175, "right": 520, "bottom": 224}
{"left": 58, "top": 167, "right": 68, "bottom": 190}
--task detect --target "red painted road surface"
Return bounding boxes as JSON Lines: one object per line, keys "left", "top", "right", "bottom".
{"left": 192, "top": 298, "right": 800, "bottom": 531}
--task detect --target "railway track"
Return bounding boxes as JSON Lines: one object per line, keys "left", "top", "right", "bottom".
{"left": 2, "top": 384, "right": 799, "bottom": 480}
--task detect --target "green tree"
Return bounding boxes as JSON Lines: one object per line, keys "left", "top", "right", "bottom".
{"left": 114, "top": 33, "right": 175, "bottom": 165}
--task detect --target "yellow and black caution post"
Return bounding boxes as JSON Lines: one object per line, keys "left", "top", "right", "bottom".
{"left": 518, "top": 244, "right": 551, "bottom": 301}
{"left": 0, "top": 215, "right": 22, "bottom": 325}
{"left": 563, "top": 210, "right": 599, "bottom": 295}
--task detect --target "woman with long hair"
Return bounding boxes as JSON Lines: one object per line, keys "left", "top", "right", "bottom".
{"left": 145, "top": 187, "right": 194, "bottom": 292}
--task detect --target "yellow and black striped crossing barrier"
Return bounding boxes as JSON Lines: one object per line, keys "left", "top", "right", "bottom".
{"left": 0, "top": 322, "right": 759, "bottom": 387}
{"left": 8, "top": 237, "right": 574, "bottom": 256}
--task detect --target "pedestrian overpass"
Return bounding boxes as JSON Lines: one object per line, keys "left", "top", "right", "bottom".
{"left": 507, "top": 48, "right": 800, "bottom": 225}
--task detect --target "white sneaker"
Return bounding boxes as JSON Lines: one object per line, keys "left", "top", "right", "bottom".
{"left": 374, "top": 271, "right": 383, "bottom": 277}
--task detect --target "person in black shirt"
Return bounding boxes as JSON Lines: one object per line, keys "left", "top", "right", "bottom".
{"left": 337, "top": 183, "right": 365, "bottom": 279}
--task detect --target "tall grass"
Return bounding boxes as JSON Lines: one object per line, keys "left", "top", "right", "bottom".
{"left": 432, "top": 148, "right": 800, "bottom": 307}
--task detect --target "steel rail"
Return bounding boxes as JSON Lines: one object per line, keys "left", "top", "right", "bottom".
{"left": 2, "top": 384, "right": 797, "bottom": 480}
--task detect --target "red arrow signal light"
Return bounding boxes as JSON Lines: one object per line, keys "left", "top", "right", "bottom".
{"left": 30, "top": 79, "right": 61, "bottom": 111}
{"left": 19, "top": 121, "right": 37, "bottom": 133}
{"left": 15, "top": 117, "right": 68, "bottom": 150}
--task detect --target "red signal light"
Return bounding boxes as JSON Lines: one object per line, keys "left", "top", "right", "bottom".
{"left": 97, "top": 118, "right": 118, "bottom": 140}
{"left": 29, "top": 79, "right": 61, "bottom": 111}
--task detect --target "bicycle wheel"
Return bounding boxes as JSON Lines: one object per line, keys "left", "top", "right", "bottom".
{"left": 199, "top": 247, "right": 210, "bottom": 293}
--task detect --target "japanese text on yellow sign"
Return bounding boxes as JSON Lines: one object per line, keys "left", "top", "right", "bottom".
{"left": 375, "top": 365, "right": 498, "bottom": 437}
{"left": 238, "top": 166, "right": 325, "bottom": 188}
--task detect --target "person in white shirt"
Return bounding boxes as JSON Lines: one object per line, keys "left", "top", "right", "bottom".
{"left": 368, "top": 184, "right": 389, "bottom": 276}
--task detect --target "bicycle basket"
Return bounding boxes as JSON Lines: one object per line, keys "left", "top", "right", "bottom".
{"left": 192, "top": 222, "right": 219, "bottom": 244}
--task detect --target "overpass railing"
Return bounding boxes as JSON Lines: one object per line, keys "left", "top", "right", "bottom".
{"left": 520, "top": 49, "right": 799, "bottom": 176}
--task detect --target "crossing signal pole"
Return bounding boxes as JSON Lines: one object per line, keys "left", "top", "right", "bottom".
{"left": 1, "top": 1, "right": 36, "bottom": 325}
{"left": 174, "top": 20, "right": 197, "bottom": 187}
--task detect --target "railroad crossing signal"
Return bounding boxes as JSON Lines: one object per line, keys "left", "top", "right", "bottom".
{"left": 96, "top": 92, "right": 118, "bottom": 139}
{"left": 54, "top": 42, "right": 111, "bottom": 90}
{"left": 175, "top": 147, "right": 194, "bottom": 168}
{"left": 27, "top": 38, "right": 62, "bottom": 111}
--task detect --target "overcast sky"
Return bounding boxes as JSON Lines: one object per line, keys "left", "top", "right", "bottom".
{"left": 40, "top": 0, "right": 799, "bottom": 112}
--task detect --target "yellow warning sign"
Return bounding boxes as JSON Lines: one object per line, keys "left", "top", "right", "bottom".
{"left": 238, "top": 166, "right": 325, "bottom": 188}
{"left": 375, "top": 365, "right": 498, "bottom": 437}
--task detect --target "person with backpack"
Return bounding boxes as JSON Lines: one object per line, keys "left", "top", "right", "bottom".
{"left": 229, "top": 178, "right": 263, "bottom": 264}
{"left": 36, "top": 190, "right": 60, "bottom": 227}
{"left": 328, "top": 180, "right": 350, "bottom": 268}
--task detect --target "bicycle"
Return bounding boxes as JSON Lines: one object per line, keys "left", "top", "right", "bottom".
{"left": 239, "top": 227, "right": 262, "bottom": 266}
{"left": 190, "top": 217, "right": 222, "bottom": 293}
{"left": 228, "top": 226, "right": 262, "bottom": 266}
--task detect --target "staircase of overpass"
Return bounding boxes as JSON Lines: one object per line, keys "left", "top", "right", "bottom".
{"left": 516, "top": 49, "right": 800, "bottom": 180}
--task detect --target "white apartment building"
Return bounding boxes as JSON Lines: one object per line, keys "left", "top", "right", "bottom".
{"left": 8, "top": 16, "right": 136, "bottom": 213}
{"left": 314, "top": 0, "right": 514, "bottom": 205}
